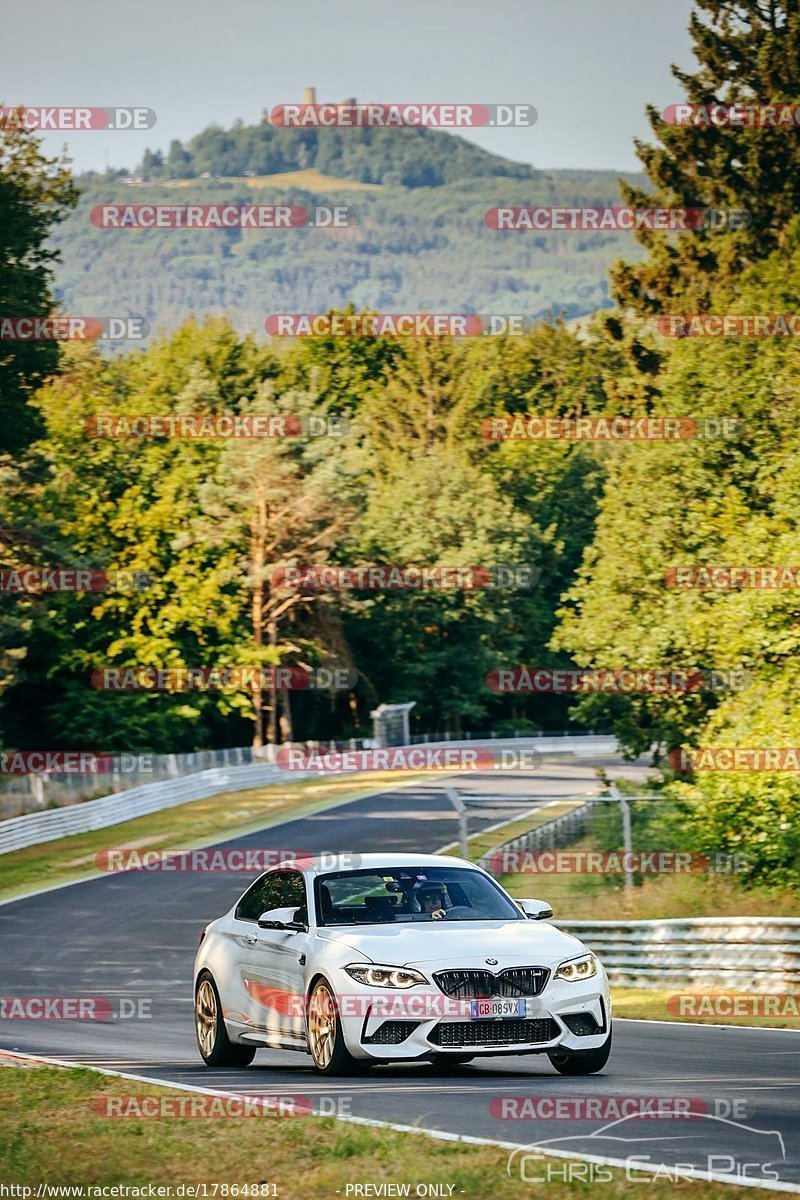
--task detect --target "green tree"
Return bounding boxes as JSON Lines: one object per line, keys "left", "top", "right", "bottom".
{"left": 555, "top": 230, "right": 800, "bottom": 881}
{"left": 181, "top": 384, "right": 352, "bottom": 748}
{"left": 0, "top": 115, "right": 77, "bottom": 453}
{"left": 2, "top": 323, "right": 273, "bottom": 751}
{"left": 612, "top": 0, "right": 800, "bottom": 316}
{"left": 340, "top": 337, "right": 552, "bottom": 732}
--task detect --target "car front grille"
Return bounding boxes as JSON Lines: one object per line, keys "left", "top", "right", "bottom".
{"left": 433, "top": 967, "right": 549, "bottom": 999}
{"left": 429, "top": 1018, "right": 559, "bottom": 1048}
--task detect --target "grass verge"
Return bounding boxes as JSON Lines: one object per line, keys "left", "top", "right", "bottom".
{"left": 497, "top": 836, "right": 800, "bottom": 919}
{"left": 611, "top": 987, "right": 800, "bottom": 1029}
{"left": 0, "top": 1060, "right": 755, "bottom": 1198}
{"left": 444, "top": 799, "right": 587, "bottom": 863}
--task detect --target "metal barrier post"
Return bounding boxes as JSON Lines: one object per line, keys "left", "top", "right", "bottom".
{"left": 609, "top": 784, "right": 633, "bottom": 895}
{"left": 445, "top": 785, "right": 469, "bottom": 857}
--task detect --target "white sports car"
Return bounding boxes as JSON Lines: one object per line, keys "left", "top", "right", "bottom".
{"left": 194, "top": 852, "right": 612, "bottom": 1075}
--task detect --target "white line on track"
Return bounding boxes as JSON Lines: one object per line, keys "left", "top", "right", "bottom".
{"left": 617, "top": 1018, "right": 800, "bottom": 1035}
{"left": 1, "top": 1046, "right": 799, "bottom": 1194}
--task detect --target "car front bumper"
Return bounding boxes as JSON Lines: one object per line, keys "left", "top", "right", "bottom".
{"left": 336, "top": 973, "right": 611, "bottom": 1060}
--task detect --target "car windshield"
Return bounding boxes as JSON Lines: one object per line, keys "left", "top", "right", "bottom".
{"left": 314, "top": 866, "right": 524, "bottom": 926}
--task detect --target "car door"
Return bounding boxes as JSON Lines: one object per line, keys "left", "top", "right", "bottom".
{"left": 234, "top": 869, "right": 310, "bottom": 1047}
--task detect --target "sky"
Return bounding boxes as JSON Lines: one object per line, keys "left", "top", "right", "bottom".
{"left": 2, "top": 0, "right": 696, "bottom": 176}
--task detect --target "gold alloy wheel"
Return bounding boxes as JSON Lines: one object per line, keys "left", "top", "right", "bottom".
{"left": 195, "top": 978, "right": 217, "bottom": 1058}
{"left": 308, "top": 982, "right": 336, "bottom": 1069}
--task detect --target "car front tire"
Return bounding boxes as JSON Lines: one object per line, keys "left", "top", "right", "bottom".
{"left": 307, "top": 978, "right": 360, "bottom": 1075}
{"left": 195, "top": 972, "right": 256, "bottom": 1068}
{"left": 547, "top": 1028, "right": 612, "bottom": 1075}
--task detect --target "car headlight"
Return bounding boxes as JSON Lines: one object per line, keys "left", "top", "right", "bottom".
{"left": 344, "top": 964, "right": 428, "bottom": 988}
{"left": 556, "top": 953, "right": 598, "bottom": 982}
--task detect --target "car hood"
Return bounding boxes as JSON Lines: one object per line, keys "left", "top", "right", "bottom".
{"left": 316, "top": 920, "right": 586, "bottom": 967}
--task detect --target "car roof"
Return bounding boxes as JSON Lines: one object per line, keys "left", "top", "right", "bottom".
{"left": 295, "top": 852, "right": 480, "bottom": 876}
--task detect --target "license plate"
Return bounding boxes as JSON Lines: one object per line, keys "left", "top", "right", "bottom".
{"left": 470, "top": 998, "right": 526, "bottom": 1020}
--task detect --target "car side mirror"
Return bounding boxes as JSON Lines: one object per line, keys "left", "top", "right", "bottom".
{"left": 257, "top": 906, "right": 306, "bottom": 931}
{"left": 518, "top": 898, "right": 553, "bottom": 920}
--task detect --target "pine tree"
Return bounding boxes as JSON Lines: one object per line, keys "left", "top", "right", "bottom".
{"left": 0, "top": 117, "right": 77, "bottom": 454}
{"left": 612, "top": 0, "right": 800, "bottom": 315}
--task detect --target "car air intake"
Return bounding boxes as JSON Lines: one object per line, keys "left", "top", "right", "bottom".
{"left": 362, "top": 1021, "right": 420, "bottom": 1045}
{"left": 433, "top": 967, "right": 549, "bottom": 999}
{"left": 429, "top": 1019, "right": 559, "bottom": 1048}
{"left": 561, "top": 1012, "right": 603, "bottom": 1037}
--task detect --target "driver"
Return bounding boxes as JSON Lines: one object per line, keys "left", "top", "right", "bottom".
{"left": 418, "top": 884, "right": 448, "bottom": 920}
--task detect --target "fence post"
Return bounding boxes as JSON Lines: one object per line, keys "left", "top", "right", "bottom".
{"left": 29, "top": 774, "right": 45, "bottom": 809}
{"left": 609, "top": 784, "right": 633, "bottom": 896}
{"left": 445, "top": 785, "right": 469, "bottom": 857}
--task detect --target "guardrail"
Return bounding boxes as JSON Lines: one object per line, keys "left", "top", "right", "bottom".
{"left": 477, "top": 790, "right": 800, "bottom": 992}
{"left": 0, "top": 728, "right": 612, "bottom": 819}
{"left": 476, "top": 798, "right": 600, "bottom": 872}
{"left": 0, "top": 762, "right": 287, "bottom": 857}
{"left": 0, "top": 734, "right": 617, "bottom": 857}
{"left": 558, "top": 917, "right": 800, "bottom": 992}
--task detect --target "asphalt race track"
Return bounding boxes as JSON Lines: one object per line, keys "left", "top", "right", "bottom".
{"left": 1, "top": 755, "right": 799, "bottom": 1190}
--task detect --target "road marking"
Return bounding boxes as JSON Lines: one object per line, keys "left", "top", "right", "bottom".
{"left": 1, "top": 1046, "right": 799, "bottom": 1193}
{"left": 618, "top": 1017, "right": 800, "bottom": 1035}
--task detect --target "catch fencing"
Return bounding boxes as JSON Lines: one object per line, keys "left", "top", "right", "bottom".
{"left": 478, "top": 798, "right": 800, "bottom": 992}
{"left": 475, "top": 798, "right": 600, "bottom": 872}
{"left": 0, "top": 745, "right": 259, "bottom": 819}
{"left": 0, "top": 728, "right": 606, "bottom": 819}
{"left": 0, "top": 734, "right": 616, "bottom": 857}
{"left": 0, "top": 762, "right": 285, "bottom": 856}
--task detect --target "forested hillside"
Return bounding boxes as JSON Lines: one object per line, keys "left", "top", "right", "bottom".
{"left": 50, "top": 120, "right": 644, "bottom": 332}
{"left": 135, "top": 120, "right": 538, "bottom": 187}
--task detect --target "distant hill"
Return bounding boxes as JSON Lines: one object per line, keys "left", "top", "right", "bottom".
{"left": 51, "top": 118, "right": 645, "bottom": 339}
{"left": 135, "top": 120, "right": 539, "bottom": 188}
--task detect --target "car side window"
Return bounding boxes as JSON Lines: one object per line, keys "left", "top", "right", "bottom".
{"left": 235, "top": 870, "right": 306, "bottom": 922}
